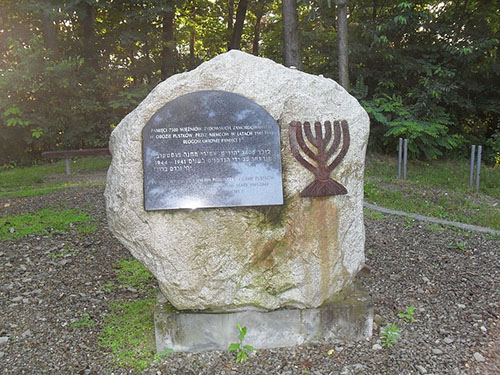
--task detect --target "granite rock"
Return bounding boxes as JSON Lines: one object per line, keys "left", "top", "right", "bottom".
{"left": 105, "top": 50, "right": 370, "bottom": 311}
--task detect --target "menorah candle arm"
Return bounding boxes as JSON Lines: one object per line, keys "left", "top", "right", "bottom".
{"left": 326, "top": 120, "right": 342, "bottom": 159}
{"left": 294, "top": 122, "right": 318, "bottom": 161}
{"left": 289, "top": 122, "right": 317, "bottom": 173}
{"left": 327, "top": 120, "right": 350, "bottom": 173}
{"left": 304, "top": 122, "right": 319, "bottom": 148}
{"left": 323, "top": 121, "right": 332, "bottom": 145}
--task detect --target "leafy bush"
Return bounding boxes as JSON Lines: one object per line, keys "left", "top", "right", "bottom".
{"left": 485, "top": 131, "right": 500, "bottom": 167}
{"left": 360, "top": 93, "right": 462, "bottom": 160}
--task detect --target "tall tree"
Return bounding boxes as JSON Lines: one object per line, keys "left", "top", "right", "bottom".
{"left": 228, "top": 0, "right": 234, "bottom": 31}
{"left": 228, "top": 0, "right": 248, "bottom": 50}
{"left": 76, "top": 0, "right": 98, "bottom": 70}
{"left": 161, "top": 8, "right": 176, "bottom": 79}
{"left": 336, "top": 0, "right": 349, "bottom": 89}
{"left": 252, "top": 0, "right": 268, "bottom": 56}
{"left": 282, "top": 0, "right": 302, "bottom": 69}
{"left": 40, "top": 3, "right": 59, "bottom": 55}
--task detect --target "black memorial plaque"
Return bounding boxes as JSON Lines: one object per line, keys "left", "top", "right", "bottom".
{"left": 142, "top": 90, "right": 284, "bottom": 210}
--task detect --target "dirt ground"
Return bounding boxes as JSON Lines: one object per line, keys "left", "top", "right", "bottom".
{"left": 0, "top": 178, "right": 498, "bottom": 374}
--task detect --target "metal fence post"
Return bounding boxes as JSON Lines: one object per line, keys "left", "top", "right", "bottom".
{"left": 469, "top": 145, "right": 476, "bottom": 188}
{"left": 403, "top": 138, "right": 408, "bottom": 181}
{"left": 398, "top": 138, "right": 403, "bottom": 179}
{"left": 475, "top": 145, "right": 482, "bottom": 192}
{"left": 64, "top": 158, "right": 71, "bottom": 175}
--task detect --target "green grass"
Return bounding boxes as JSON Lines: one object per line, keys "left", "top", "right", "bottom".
{"left": 99, "top": 299, "right": 157, "bottom": 371}
{"left": 71, "top": 313, "right": 97, "bottom": 329}
{"left": 114, "top": 259, "right": 157, "bottom": 296}
{"left": 365, "top": 154, "right": 500, "bottom": 198}
{"left": 0, "top": 207, "right": 95, "bottom": 240}
{"left": 364, "top": 209, "right": 385, "bottom": 220}
{"left": 99, "top": 258, "right": 164, "bottom": 370}
{"left": 364, "top": 153, "right": 500, "bottom": 229}
{"left": 0, "top": 156, "right": 110, "bottom": 197}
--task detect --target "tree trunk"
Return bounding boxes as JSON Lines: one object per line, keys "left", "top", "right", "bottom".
{"left": 161, "top": 10, "right": 176, "bottom": 80}
{"left": 228, "top": 0, "right": 234, "bottom": 30}
{"left": 337, "top": 0, "right": 349, "bottom": 90}
{"left": 228, "top": 0, "right": 248, "bottom": 50}
{"left": 78, "top": 1, "right": 98, "bottom": 70}
{"left": 252, "top": 1, "right": 266, "bottom": 56}
{"left": 282, "top": 0, "right": 302, "bottom": 69}
{"left": 41, "top": 8, "right": 58, "bottom": 55}
{"left": 190, "top": 29, "right": 195, "bottom": 58}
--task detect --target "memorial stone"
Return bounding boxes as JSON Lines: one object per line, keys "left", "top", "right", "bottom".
{"left": 105, "top": 50, "right": 372, "bottom": 351}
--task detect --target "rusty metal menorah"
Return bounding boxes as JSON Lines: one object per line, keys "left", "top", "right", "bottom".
{"left": 289, "top": 120, "right": 350, "bottom": 197}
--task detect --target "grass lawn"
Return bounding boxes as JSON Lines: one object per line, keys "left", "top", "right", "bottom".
{"left": 0, "top": 155, "right": 110, "bottom": 197}
{"left": 364, "top": 153, "right": 500, "bottom": 229}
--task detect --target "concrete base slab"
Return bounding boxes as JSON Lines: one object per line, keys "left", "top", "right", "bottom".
{"left": 155, "top": 283, "right": 373, "bottom": 353}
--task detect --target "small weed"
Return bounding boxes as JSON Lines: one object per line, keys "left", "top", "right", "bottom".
{"left": 99, "top": 281, "right": 117, "bottom": 293}
{"left": 114, "top": 259, "right": 156, "bottom": 295}
{"left": 50, "top": 248, "right": 79, "bottom": 258}
{"left": 397, "top": 305, "right": 415, "bottom": 323}
{"left": 485, "top": 233, "right": 500, "bottom": 241}
{"left": 71, "top": 314, "right": 96, "bottom": 328}
{"left": 425, "top": 223, "right": 445, "bottom": 231}
{"left": 404, "top": 217, "right": 414, "bottom": 227}
{"left": 228, "top": 323, "right": 256, "bottom": 363}
{"left": 0, "top": 208, "right": 95, "bottom": 240}
{"left": 447, "top": 240, "right": 467, "bottom": 252}
{"left": 380, "top": 323, "right": 400, "bottom": 348}
{"left": 367, "top": 249, "right": 374, "bottom": 256}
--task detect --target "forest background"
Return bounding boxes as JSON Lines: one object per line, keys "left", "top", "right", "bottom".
{"left": 0, "top": 0, "right": 498, "bottom": 165}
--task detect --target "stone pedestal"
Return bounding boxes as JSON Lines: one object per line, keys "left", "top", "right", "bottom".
{"left": 155, "top": 283, "right": 372, "bottom": 352}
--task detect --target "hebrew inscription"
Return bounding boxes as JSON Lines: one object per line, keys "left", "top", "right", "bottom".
{"left": 142, "top": 90, "right": 283, "bottom": 210}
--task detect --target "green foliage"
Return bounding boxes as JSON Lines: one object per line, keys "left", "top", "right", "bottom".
{"left": 114, "top": 259, "right": 156, "bottom": 295}
{"left": 228, "top": 323, "right": 256, "bottom": 363}
{"left": 447, "top": 240, "right": 467, "bottom": 252}
{"left": 397, "top": 306, "right": 415, "bottom": 323}
{"left": 348, "top": 0, "right": 499, "bottom": 162}
{"left": 361, "top": 94, "right": 462, "bottom": 159}
{"left": 0, "top": 0, "right": 498, "bottom": 165}
{"left": 485, "top": 131, "right": 500, "bottom": 167}
{"left": 71, "top": 313, "right": 96, "bottom": 329}
{"left": 0, "top": 208, "right": 94, "bottom": 240}
{"left": 380, "top": 323, "right": 400, "bottom": 348}
{"left": 99, "top": 299, "right": 157, "bottom": 371}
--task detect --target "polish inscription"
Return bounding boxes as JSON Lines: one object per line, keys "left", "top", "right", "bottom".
{"left": 142, "top": 90, "right": 283, "bottom": 210}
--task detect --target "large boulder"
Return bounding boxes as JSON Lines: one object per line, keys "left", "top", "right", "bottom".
{"left": 105, "top": 50, "right": 369, "bottom": 311}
